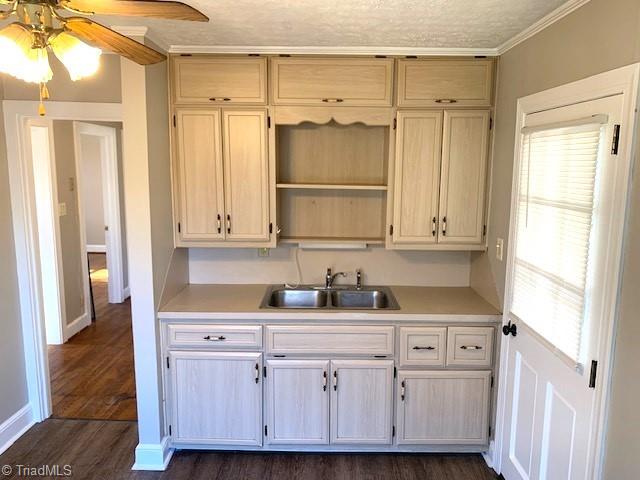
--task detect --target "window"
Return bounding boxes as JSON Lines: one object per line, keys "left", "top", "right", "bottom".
{"left": 509, "top": 118, "right": 606, "bottom": 364}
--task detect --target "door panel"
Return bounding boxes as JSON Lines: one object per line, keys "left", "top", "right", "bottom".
{"left": 175, "top": 109, "right": 225, "bottom": 242}
{"left": 330, "top": 360, "right": 393, "bottom": 444}
{"left": 438, "top": 110, "right": 489, "bottom": 244}
{"left": 169, "top": 351, "right": 262, "bottom": 446}
{"left": 391, "top": 111, "right": 442, "bottom": 245}
{"left": 222, "top": 110, "right": 270, "bottom": 241}
{"left": 266, "top": 360, "right": 329, "bottom": 444}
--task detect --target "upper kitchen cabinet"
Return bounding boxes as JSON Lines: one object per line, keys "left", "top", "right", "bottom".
{"left": 172, "top": 56, "right": 267, "bottom": 105}
{"left": 388, "top": 109, "right": 490, "bottom": 249}
{"left": 397, "top": 59, "right": 494, "bottom": 107}
{"left": 270, "top": 57, "right": 394, "bottom": 106}
{"left": 173, "top": 107, "right": 272, "bottom": 247}
{"left": 439, "top": 110, "right": 490, "bottom": 244}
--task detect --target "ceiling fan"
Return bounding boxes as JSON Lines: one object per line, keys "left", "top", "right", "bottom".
{"left": 0, "top": 0, "right": 208, "bottom": 114}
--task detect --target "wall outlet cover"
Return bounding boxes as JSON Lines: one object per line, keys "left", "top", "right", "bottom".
{"left": 58, "top": 203, "right": 67, "bottom": 216}
{"left": 258, "top": 248, "right": 270, "bottom": 257}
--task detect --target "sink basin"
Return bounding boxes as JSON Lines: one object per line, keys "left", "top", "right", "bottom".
{"left": 266, "top": 288, "right": 328, "bottom": 308}
{"left": 260, "top": 285, "right": 400, "bottom": 310}
{"left": 330, "top": 289, "right": 397, "bottom": 309}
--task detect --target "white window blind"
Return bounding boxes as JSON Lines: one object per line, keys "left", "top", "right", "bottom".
{"left": 510, "top": 120, "right": 605, "bottom": 364}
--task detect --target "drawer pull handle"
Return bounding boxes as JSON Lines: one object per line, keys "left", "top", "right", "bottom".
{"left": 203, "top": 335, "right": 226, "bottom": 341}
{"left": 208, "top": 97, "right": 232, "bottom": 102}
{"left": 227, "top": 214, "right": 231, "bottom": 234}
{"left": 460, "top": 345, "right": 483, "bottom": 350}
{"left": 442, "top": 216, "right": 447, "bottom": 236}
{"left": 333, "top": 370, "right": 338, "bottom": 391}
{"left": 400, "top": 380, "right": 406, "bottom": 401}
{"left": 255, "top": 363, "right": 260, "bottom": 384}
{"left": 322, "top": 371, "right": 327, "bottom": 391}
{"left": 432, "top": 217, "right": 437, "bottom": 237}
{"left": 413, "top": 346, "right": 435, "bottom": 350}
{"left": 321, "top": 98, "right": 344, "bottom": 103}
{"left": 434, "top": 98, "right": 457, "bottom": 104}
{"left": 216, "top": 214, "right": 222, "bottom": 234}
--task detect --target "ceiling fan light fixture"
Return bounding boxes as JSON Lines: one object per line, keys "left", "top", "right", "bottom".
{"left": 0, "top": 25, "right": 52, "bottom": 84}
{"left": 50, "top": 32, "right": 101, "bottom": 81}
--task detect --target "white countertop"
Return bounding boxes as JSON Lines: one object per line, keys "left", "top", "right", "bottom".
{"left": 159, "top": 284, "right": 502, "bottom": 323}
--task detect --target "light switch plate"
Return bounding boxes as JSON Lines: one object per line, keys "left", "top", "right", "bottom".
{"left": 58, "top": 203, "right": 67, "bottom": 216}
{"left": 496, "top": 238, "right": 504, "bottom": 261}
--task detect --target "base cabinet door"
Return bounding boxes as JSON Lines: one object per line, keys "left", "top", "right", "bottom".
{"left": 266, "top": 360, "right": 330, "bottom": 445}
{"left": 397, "top": 370, "right": 491, "bottom": 445}
{"left": 330, "top": 360, "right": 394, "bottom": 445}
{"left": 169, "top": 351, "right": 263, "bottom": 446}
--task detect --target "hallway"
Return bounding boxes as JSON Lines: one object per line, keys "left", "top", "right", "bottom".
{"left": 47, "top": 253, "right": 137, "bottom": 421}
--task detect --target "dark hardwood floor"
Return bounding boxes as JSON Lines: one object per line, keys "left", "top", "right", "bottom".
{"left": 0, "top": 419, "right": 498, "bottom": 480}
{"left": 47, "top": 253, "right": 137, "bottom": 421}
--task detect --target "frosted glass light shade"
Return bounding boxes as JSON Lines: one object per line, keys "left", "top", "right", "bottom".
{"left": 50, "top": 33, "right": 101, "bottom": 81}
{"left": 0, "top": 26, "right": 53, "bottom": 84}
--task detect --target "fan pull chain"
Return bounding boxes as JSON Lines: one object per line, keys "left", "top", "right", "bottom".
{"left": 38, "top": 82, "right": 50, "bottom": 116}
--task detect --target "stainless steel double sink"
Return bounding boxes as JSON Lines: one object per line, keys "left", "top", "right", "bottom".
{"left": 260, "top": 285, "right": 400, "bottom": 310}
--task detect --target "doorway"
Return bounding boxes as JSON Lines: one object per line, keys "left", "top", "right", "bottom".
{"left": 495, "top": 65, "right": 639, "bottom": 479}
{"left": 16, "top": 109, "right": 136, "bottom": 421}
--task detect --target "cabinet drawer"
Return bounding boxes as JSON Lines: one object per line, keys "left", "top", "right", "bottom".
{"left": 397, "top": 59, "right": 493, "bottom": 107}
{"left": 446, "top": 327, "right": 494, "bottom": 367}
{"left": 167, "top": 324, "right": 263, "bottom": 349}
{"left": 266, "top": 325, "right": 394, "bottom": 356}
{"left": 172, "top": 57, "right": 267, "bottom": 104}
{"left": 271, "top": 58, "right": 394, "bottom": 106}
{"left": 399, "top": 327, "right": 446, "bottom": 367}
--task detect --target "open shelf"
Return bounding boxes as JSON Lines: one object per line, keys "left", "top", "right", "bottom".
{"left": 279, "top": 236, "right": 385, "bottom": 245}
{"left": 277, "top": 183, "right": 388, "bottom": 191}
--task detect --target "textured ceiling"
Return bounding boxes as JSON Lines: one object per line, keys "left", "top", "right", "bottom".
{"left": 92, "top": 0, "right": 570, "bottom": 50}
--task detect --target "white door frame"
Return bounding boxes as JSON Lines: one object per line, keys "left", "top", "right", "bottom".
{"left": 73, "top": 121, "right": 127, "bottom": 304}
{"left": 494, "top": 64, "right": 640, "bottom": 479}
{"left": 3, "top": 100, "right": 123, "bottom": 421}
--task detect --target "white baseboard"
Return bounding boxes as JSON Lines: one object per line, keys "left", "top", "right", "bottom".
{"left": 131, "top": 436, "right": 174, "bottom": 471}
{"left": 482, "top": 440, "right": 496, "bottom": 470}
{"left": 0, "top": 404, "right": 35, "bottom": 456}
{"left": 87, "top": 244, "right": 106, "bottom": 253}
{"left": 123, "top": 286, "right": 130, "bottom": 300}
{"left": 65, "top": 312, "right": 90, "bottom": 341}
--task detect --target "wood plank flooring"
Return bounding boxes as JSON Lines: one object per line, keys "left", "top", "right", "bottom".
{"left": 0, "top": 419, "right": 498, "bottom": 480}
{"left": 47, "top": 253, "right": 137, "bottom": 421}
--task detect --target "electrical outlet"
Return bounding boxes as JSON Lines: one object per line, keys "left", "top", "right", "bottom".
{"left": 496, "top": 238, "right": 504, "bottom": 261}
{"left": 258, "top": 248, "right": 270, "bottom": 257}
{"left": 58, "top": 203, "right": 67, "bottom": 216}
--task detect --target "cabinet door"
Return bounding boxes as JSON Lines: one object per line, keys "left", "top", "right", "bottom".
{"left": 397, "top": 59, "right": 493, "bottom": 107}
{"left": 169, "top": 351, "right": 262, "bottom": 446}
{"left": 330, "top": 360, "right": 394, "bottom": 444}
{"left": 222, "top": 110, "right": 270, "bottom": 241}
{"left": 391, "top": 111, "right": 442, "bottom": 245}
{"left": 397, "top": 370, "right": 491, "bottom": 445}
{"left": 271, "top": 57, "right": 394, "bottom": 106}
{"left": 175, "top": 109, "right": 225, "bottom": 242}
{"left": 266, "top": 360, "right": 329, "bottom": 445}
{"left": 172, "top": 56, "right": 267, "bottom": 104}
{"left": 438, "top": 110, "right": 490, "bottom": 244}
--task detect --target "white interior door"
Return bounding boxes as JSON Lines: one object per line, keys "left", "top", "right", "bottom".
{"left": 499, "top": 94, "right": 627, "bottom": 480}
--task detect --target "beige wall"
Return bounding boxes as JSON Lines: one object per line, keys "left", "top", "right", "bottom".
{"left": 0, "top": 84, "right": 29, "bottom": 423}
{"left": 2, "top": 54, "right": 122, "bottom": 103}
{"left": 79, "top": 135, "right": 106, "bottom": 247}
{"left": 53, "top": 121, "right": 85, "bottom": 324}
{"left": 473, "top": 0, "right": 640, "bottom": 476}
{"left": 189, "top": 248, "right": 471, "bottom": 286}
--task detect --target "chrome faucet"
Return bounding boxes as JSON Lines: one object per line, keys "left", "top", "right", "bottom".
{"left": 325, "top": 268, "right": 347, "bottom": 289}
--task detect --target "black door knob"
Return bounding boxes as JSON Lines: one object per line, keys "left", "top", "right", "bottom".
{"left": 502, "top": 321, "right": 517, "bottom": 337}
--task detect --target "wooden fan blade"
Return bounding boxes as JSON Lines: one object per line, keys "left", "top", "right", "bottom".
{"left": 60, "top": 0, "right": 208, "bottom": 22}
{"left": 64, "top": 17, "right": 166, "bottom": 65}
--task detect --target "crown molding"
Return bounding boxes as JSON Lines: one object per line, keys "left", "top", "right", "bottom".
{"left": 110, "top": 25, "right": 170, "bottom": 53}
{"left": 497, "top": 0, "right": 592, "bottom": 54}
{"left": 167, "top": 45, "right": 499, "bottom": 57}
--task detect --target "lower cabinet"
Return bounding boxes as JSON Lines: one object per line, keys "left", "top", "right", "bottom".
{"left": 266, "top": 359, "right": 394, "bottom": 445}
{"left": 396, "top": 370, "right": 491, "bottom": 445}
{"left": 169, "top": 351, "right": 263, "bottom": 446}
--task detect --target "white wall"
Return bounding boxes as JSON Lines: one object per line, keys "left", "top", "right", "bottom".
{"left": 0, "top": 84, "right": 29, "bottom": 426}
{"left": 189, "top": 247, "right": 471, "bottom": 286}
{"left": 79, "top": 135, "right": 106, "bottom": 248}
